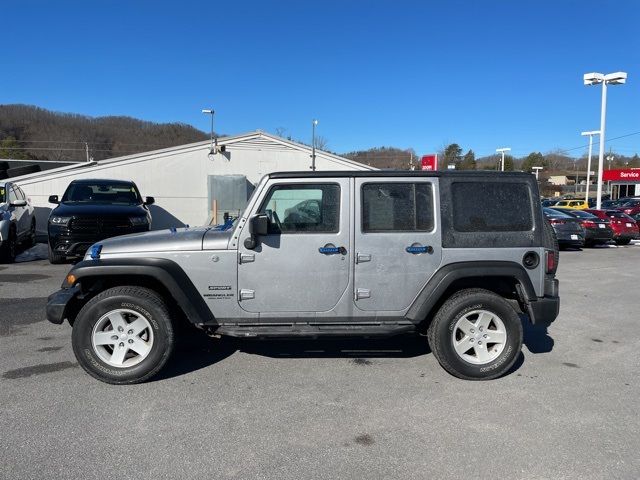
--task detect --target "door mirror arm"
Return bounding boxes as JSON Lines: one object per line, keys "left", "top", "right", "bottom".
{"left": 245, "top": 214, "right": 268, "bottom": 250}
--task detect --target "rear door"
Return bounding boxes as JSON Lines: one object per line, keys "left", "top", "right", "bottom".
{"left": 353, "top": 177, "right": 441, "bottom": 312}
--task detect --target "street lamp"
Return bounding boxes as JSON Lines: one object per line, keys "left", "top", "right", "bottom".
{"left": 532, "top": 166, "right": 543, "bottom": 180}
{"left": 202, "top": 108, "right": 215, "bottom": 153}
{"left": 496, "top": 147, "right": 511, "bottom": 171}
{"left": 581, "top": 130, "right": 600, "bottom": 203}
{"left": 583, "top": 71, "right": 627, "bottom": 209}
{"left": 310, "top": 119, "right": 318, "bottom": 171}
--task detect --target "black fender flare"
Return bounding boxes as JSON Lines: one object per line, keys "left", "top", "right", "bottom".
{"left": 405, "top": 261, "right": 537, "bottom": 323}
{"left": 65, "top": 257, "right": 215, "bottom": 325}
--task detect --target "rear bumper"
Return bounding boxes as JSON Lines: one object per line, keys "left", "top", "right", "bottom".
{"left": 529, "top": 295, "right": 560, "bottom": 326}
{"left": 528, "top": 278, "right": 559, "bottom": 326}
{"left": 46, "top": 286, "right": 81, "bottom": 324}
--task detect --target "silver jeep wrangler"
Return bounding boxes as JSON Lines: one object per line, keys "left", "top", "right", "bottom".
{"left": 47, "top": 171, "right": 560, "bottom": 384}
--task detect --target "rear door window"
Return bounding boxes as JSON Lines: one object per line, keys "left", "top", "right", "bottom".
{"left": 361, "top": 183, "right": 434, "bottom": 232}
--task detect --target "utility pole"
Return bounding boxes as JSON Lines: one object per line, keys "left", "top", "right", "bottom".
{"left": 85, "top": 142, "right": 90, "bottom": 162}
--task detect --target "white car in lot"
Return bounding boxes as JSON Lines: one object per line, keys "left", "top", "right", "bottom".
{"left": 0, "top": 181, "right": 36, "bottom": 262}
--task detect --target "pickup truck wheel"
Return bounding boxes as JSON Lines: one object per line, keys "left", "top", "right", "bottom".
{"left": 72, "top": 286, "right": 174, "bottom": 384}
{"left": 427, "top": 288, "right": 522, "bottom": 380}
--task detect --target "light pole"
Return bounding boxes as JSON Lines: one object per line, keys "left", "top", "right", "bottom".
{"left": 202, "top": 108, "right": 215, "bottom": 153}
{"left": 532, "top": 166, "right": 543, "bottom": 180}
{"left": 583, "top": 71, "right": 627, "bottom": 209}
{"left": 581, "top": 130, "right": 600, "bottom": 203}
{"left": 496, "top": 147, "right": 511, "bottom": 171}
{"left": 310, "top": 119, "right": 318, "bottom": 171}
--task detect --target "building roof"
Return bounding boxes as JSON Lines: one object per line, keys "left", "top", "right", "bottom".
{"left": 6, "top": 131, "right": 374, "bottom": 183}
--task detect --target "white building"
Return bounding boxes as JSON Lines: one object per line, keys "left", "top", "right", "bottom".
{"left": 8, "top": 131, "right": 374, "bottom": 233}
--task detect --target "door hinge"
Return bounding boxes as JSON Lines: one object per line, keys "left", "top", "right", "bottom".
{"left": 355, "top": 288, "right": 371, "bottom": 300}
{"left": 239, "top": 252, "right": 255, "bottom": 264}
{"left": 239, "top": 289, "right": 255, "bottom": 301}
{"left": 356, "top": 252, "right": 371, "bottom": 264}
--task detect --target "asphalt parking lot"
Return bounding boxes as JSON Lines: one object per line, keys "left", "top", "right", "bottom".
{"left": 1, "top": 243, "right": 639, "bottom": 480}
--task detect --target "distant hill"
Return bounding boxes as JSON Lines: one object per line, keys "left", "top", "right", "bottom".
{"left": 342, "top": 147, "right": 416, "bottom": 169}
{"left": 0, "top": 104, "right": 209, "bottom": 162}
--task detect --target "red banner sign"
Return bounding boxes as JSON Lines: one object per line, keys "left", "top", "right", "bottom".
{"left": 421, "top": 154, "right": 438, "bottom": 171}
{"left": 603, "top": 169, "right": 640, "bottom": 182}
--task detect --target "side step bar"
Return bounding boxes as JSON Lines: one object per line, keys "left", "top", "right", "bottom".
{"left": 215, "top": 321, "right": 416, "bottom": 338}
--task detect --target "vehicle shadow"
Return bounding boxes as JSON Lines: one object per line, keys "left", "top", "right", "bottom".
{"left": 155, "top": 332, "right": 431, "bottom": 381}
{"left": 521, "top": 316, "right": 555, "bottom": 354}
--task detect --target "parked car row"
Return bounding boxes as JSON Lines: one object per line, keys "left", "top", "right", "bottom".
{"left": 542, "top": 199, "right": 640, "bottom": 249}
{"left": 0, "top": 178, "right": 154, "bottom": 264}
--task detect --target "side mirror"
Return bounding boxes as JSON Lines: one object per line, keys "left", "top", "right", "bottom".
{"left": 144, "top": 196, "right": 155, "bottom": 205}
{"left": 48, "top": 195, "right": 59, "bottom": 204}
{"left": 249, "top": 214, "right": 268, "bottom": 236}
{"left": 244, "top": 214, "right": 268, "bottom": 249}
{"left": 10, "top": 200, "right": 27, "bottom": 207}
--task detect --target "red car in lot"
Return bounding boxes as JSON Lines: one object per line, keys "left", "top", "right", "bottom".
{"left": 617, "top": 199, "right": 640, "bottom": 217}
{"left": 584, "top": 209, "right": 639, "bottom": 245}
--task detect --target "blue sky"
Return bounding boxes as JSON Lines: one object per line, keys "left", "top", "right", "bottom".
{"left": 1, "top": 0, "right": 639, "bottom": 158}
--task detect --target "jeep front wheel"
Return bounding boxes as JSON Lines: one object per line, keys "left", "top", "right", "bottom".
{"left": 427, "top": 288, "right": 522, "bottom": 380}
{"left": 72, "top": 286, "right": 175, "bottom": 384}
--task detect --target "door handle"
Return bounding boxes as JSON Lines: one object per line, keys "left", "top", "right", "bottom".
{"left": 239, "top": 252, "right": 255, "bottom": 264}
{"left": 319, "top": 244, "right": 347, "bottom": 255}
{"left": 406, "top": 244, "right": 434, "bottom": 254}
{"left": 356, "top": 252, "right": 371, "bottom": 263}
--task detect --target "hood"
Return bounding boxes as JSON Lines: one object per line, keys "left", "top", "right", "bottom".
{"left": 96, "top": 226, "right": 215, "bottom": 256}
{"left": 53, "top": 202, "right": 148, "bottom": 217}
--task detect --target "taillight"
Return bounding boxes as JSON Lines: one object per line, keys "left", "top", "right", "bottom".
{"left": 582, "top": 220, "right": 596, "bottom": 228}
{"left": 545, "top": 250, "right": 557, "bottom": 274}
{"left": 550, "top": 219, "right": 565, "bottom": 225}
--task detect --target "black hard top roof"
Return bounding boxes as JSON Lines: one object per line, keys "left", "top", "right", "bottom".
{"left": 268, "top": 170, "right": 534, "bottom": 179}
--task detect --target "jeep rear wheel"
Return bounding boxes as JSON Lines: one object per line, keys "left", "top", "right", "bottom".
{"left": 72, "top": 286, "right": 175, "bottom": 384}
{"left": 427, "top": 288, "right": 522, "bottom": 380}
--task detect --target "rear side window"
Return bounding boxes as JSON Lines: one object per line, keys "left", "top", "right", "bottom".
{"left": 362, "top": 183, "right": 434, "bottom": 232}
{"left": 452, "top": 182, "right": 532, "bottom": 232}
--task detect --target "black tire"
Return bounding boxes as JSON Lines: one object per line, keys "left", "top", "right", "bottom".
{"left": 25, "top": 219, "right": 36, "bottom": 248}
{"left": 0, "top": 170, "right": 8, "bottom": 180}
{"left": 0, "top": 227, "right": 17, "bottom": 263}
{"left": 6, "top": 164, "right": 40, "bottom": 178}
{"left": 427, "top": 288, "right": 523, "bottom": 380}
{"left": 48, "top": 243, "right": 66, "bottom": 264}
{"left": 72, "top": 286, "right": 175, "bottom": 385}
{"left": 0, "top": 161, "right": 9, "bottom": 171}
{"left": 615, "top": 238, "right": 631, "bottom": 246}
{"left": 542, "top": 218, "right": 559, "bottom": 268}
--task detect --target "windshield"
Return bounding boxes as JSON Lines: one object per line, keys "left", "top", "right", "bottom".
{"left": 61, "top": 182, "right": 142, "bottom": 205}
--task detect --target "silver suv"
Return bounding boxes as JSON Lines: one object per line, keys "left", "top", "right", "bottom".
{"left": 1, "top": 181, "right": 36, "bottom": 263}
{"left": 47, "top": 171, "right": 560, "bottom": 384}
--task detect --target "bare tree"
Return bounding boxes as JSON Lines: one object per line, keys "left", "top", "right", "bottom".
{"left": 314, "top": 135, "right": 329, "bottom": 151}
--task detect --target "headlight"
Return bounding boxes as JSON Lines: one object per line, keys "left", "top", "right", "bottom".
{"left": 49, "top": 216, "right": 71, "bottom": 226}
{"left": 129, "top": 216, "right": 149, "bottom": 226}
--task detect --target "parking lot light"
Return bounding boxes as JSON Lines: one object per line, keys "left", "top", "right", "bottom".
{"left": 581, "top": 130, "right": 600, "bottom": 203}
{"left": 496, "top": 147, "right": 511, "bottom": 171}
{"left": 202, "top": 108, "right": 215, "bottom": 154}
{"left": 583, "top": 71, "right": 627, "bottom": 209}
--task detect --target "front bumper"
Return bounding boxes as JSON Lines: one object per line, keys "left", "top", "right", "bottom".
{"left": 48, "top": 225, "right": 148, "bottom": 258}
{"left": 46, "top": 286, "right": 81, "bottom": 324}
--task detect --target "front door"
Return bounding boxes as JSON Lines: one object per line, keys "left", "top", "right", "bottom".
{"left": 354, "top": 178, "right": 442, "bottom": 312}
{"left": 237, "top": 179, "right": 350, "bottom": 314}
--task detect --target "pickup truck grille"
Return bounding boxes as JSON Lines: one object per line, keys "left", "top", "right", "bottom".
{"left": 70, "top": 216, "right": 132, "bottom": 234}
